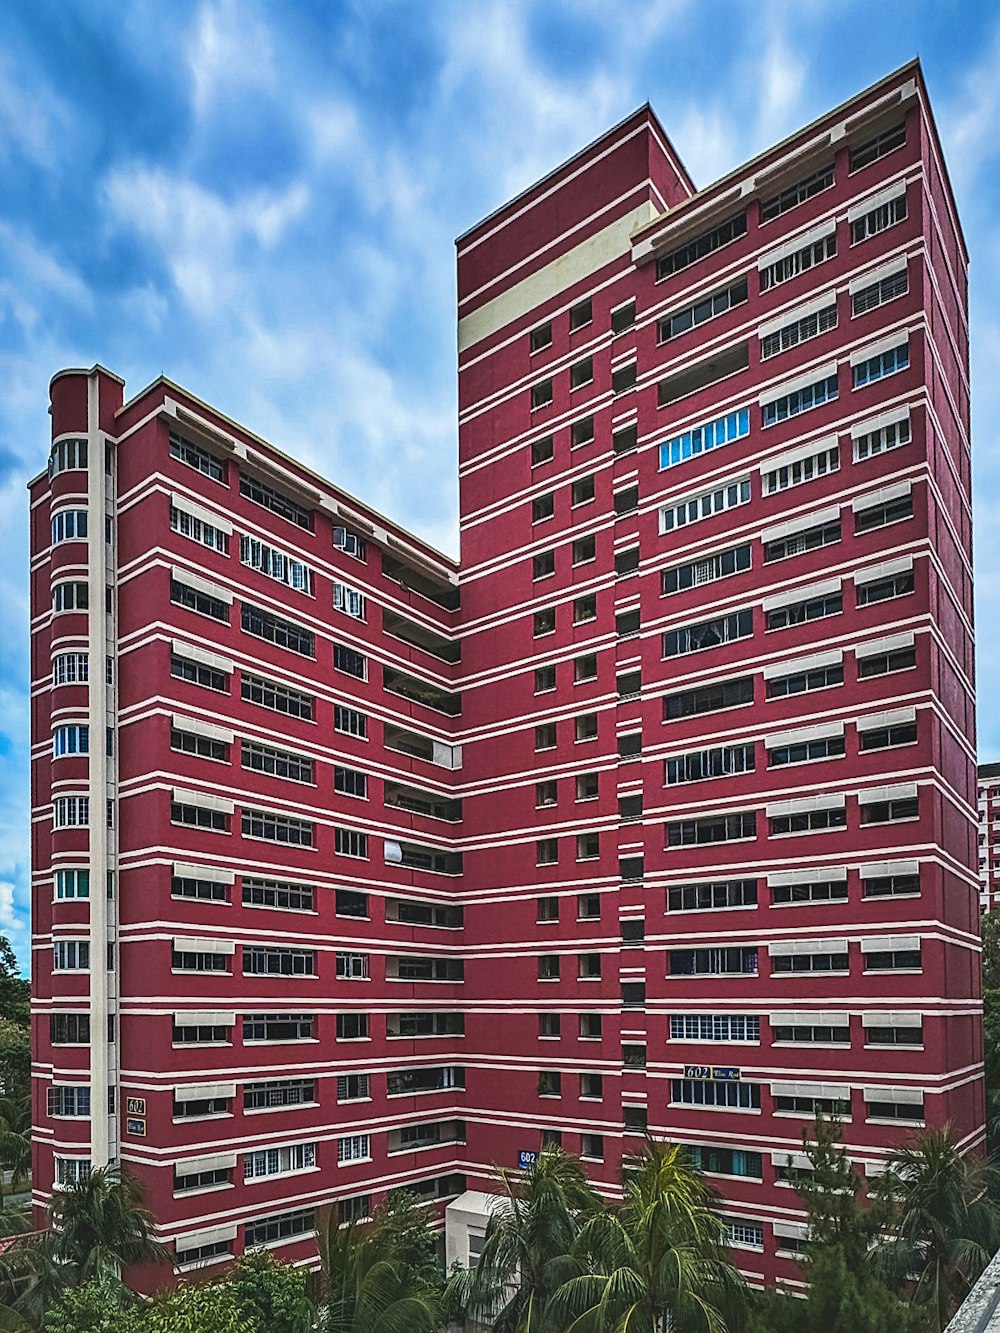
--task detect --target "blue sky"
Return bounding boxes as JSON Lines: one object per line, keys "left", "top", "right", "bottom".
{"left": 2, "top": 0, "right": 999, "bottom": 972}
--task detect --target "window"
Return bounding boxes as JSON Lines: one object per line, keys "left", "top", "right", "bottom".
{"left": 613, "top": 423, "right": 638, "bottom": 453}
{"left": 243, "top": 878, "right": 314, "bottom": 911}
{"left": 245, "top": 1079, "right": 316, "bottom": 1110}
{"left": 611, "top": 299, "right": 636, "bottom": 333}
{"left": 55, "top": 1158, "right": 92, "bottom": 1186}
{"left": 774, "top": 1091, "right": 850, "bottom": 1117}
{"left": 173, "top": 947, "right": 230, "bottom": 972}
{"left": 857, "top": 569, "right": 915, "bottom": 606}
{"left": 576, "top": 832, "right": 599, "bottom": 861}
{"left": 532, "top": 493, "right": 554, "bottom": 523}
{"left": 662, "top": 543, "right": 750, "bottom": 594}
{"left": 53, "top": 724, "right": 89, "bottom": 758}
{"left": 534, "top": 665, "right": 556, "bottom": 694}
{"left": 48, "top": 437, "right": 87, "bottom": 477}
{"left": 538, "top": 1071, "right": 561, "bottom": 1098}
{"left": 537, "top": 896, "right": 559, "bottom": 923}
{"left": 670, "top": 1014, "right": 760, "bottom": 1042}
{"left": 575, "top": 713, "right": 598, "bottom": 742}
{"left": 244, "top": 947, "right": 316, "bottom": 977}
{"left": 570, "top": 357, "right": 593, "bottom": 390}
{"left": 660, "top": 477, "right": 751, "bottom": 534}
{"left": 852, "top": 267, "right": 909, "bottom": 317}
{"left": 530, "top": 321, "right": 552, "bottom": 353}
{"left": 865, "top": 1020, "right": 923, "bottom": 1047}
{"left": 333, "top": 581, "right": 366, "bottom": 620}
{"left": 574, "top": 413, "right": 595, "bottom": 449}
{"left": 664, "top": 675, "right": 754, "bottom": 720}
{"left": 759, "top": 231, "right": 836, "bottom": 291}
{"left": 536, "top": 839, "right": 559, "bottom": 866}
{"left": 334, "top": 1013, "right": 368, "bottom": 1041}
{"left": 760, "top": 303, "right": 837, "bottom": 359}
{"left": 240, "top": 536, "right": 312, "bottom": 592}
{"left": 170, "top": 431, "right": 223, "bottom": 481}
{"left": 538, "top": 954, "right": 560, "bottom": 981}
{"left": 669, "top": 946, "right": 758, "bottom": 975}
{"left": 854, "top": 413, "right": 911, "bottom": 460}
{"left": 863, "top": 871, "right": 920, "bottom": 899}
{"left": 333, "top": 525, "right": 366, "bottom": 560}
{"left": 861, "top": 796, "right": 919, "bottom": 824}
{"left": 764, "top": 519, "right": 840, "bottom": 563}
{"left": 174, "top": 1164, "right": 231, "bottom": 1193}
{"left": 761, "top": 440, "right": 839, "bottom": 494}
{"left": 53, "top": 581, "right": 89, "bottom": 613}
{"left": 770, "top": 877, "right": 847, "bottom": 905}
{"left": 659, "top": 278, "right": 748, "bottom": 342}
{"left": 337, "top": 1133, "right": 371, "bottom": 1164}
{"left": 580, "top": 1073, "right": 603, "bottom": 1100}
{"left": 853, "top": 340, "right": 909, "bottom": 388}
{"left": 336, "top": 952, "right": 369, "bottom": 980}
{"left": 243, "top": 741, "right": 313, "bottom": 783}
{"left": 53, "top": 796, "right": 89, "bottom": 828}
{"left": 534, "top": 782, "right": 557, "bottom": 812}
{"left": 51, "top": 509, "right": 88, "bottom": 544}
{"left": 334, "top": 766, "right": 368, "bottom": 799}
{"left": 171, "top": 576, "right": 229, "bottom": 622}
{"left": 242, "top": 808, "right": 314, "bottom": 846}
{"left": 337, "top": 1074, "right": 371, "bottom": 1102}
{"left": 665, "top": 745, "right": 755, "bottom": 785}
{"left": 172, "top": 874, "right": 229, "bottom": 902}
{"left": 173, "top": 1090, "right": 232, "bottom": 1116}
{"left": 858, "top": 643, "right": 916, "bottom": 677}
{"left": 50, "top": 1013, "right": 90, "bottom": 1044}
{"left": 671, "top": 1080, "right": 760, "bottom": 1109}
{"left": 531, "top": 381, "right": 553, "bottom": 410}
{"left": 335, "top": 827, "right": 367, "bottom": 857}
{"left": 668, "top": 880, "right": 757, "bottom": 911}
{"left": 866, "top": 1095, "right": 924, "bottom": 1122}
{"left": 535, "top": 723, "right": 557, "bottom": 751}
{"left": 663, "top": 608, "right": 753, "bottom": 658}
{"left": 850, "top": 122, "right": 906, "bottom": 171}
{"left": 766, "top": 660, "right": 843, "bottom": 697}
{"left": 239, "top": 473, "right": 312, "bottom": 529}
{"left": 569, "top": 298, "right": 592, "bottom": 330}
{"left": 241, "top": 672, "right": 313, "bottom": 720}
{"left": 571, "top": 475, "right": 595, "bottom": 506}
{"left": 769, "top": 806, "right": 846, "bottom": 835}
{"left": 533, "top": 550, "right": 555, "bottom": 580}
{"left": 531, "top": 436, "right": 554, "bottom": 466}
{"left": 574, "top": 654, "right": 597, "bottom": 683}
{"left": 533, "top": 609, "right": 555, "bottom": 638}
{"left": 334, "top": 704, "right": 367, "bottom": 738}
{"left": 172, "top": 727, "right": 227, "bottom": 762}
{"left": 172, "top": 653, "right": 228, "bottom": 693}
{"left": 612, "top": 361, "right": 636, "bottom": 395}
{"left": 687, "top": 1145, "right": 763, "bottom": 1178}
{"left": 242, "top": 604, "right": 314, "bottom": 657}
{"left": 765, "top": 590, "right": 841, "bottom": 631}
{"left": 769, "top": 733, "right": 845, "bottom": 766}
{"left": 578, "top": 953, "right": 601, "bottom": 979}
{"left": 762, "top": 372, "right": 838, "bottom": 427}
{"left": 573, "top": 594, "right": 596, "bottom": 623}
{"left": 333, "top": 643, "right": 367, "bottom": 679}
{"left": 864, "top": 943, "right": 922, "bottom": 971}
{"left": 244, "top": 1209, "right": 315, "bottom": 1247}
{"left": 53, "top": 652, "right": 89, "bottom": 685}
{"left": 760, "top": 164, "right": 834, "bottom": 221}
{"left": 47, "top": 1086, "right": 91, "bottom": 1117}
{"left": 334, "top": 890, "right": 368, "bottom": 921}
{"left": 772, "top": 948, "right": 849, "bottom": 974}
{"left": 55, "top": 869, "right": 90, "bottom": 900}
{"left": 659, "top": 407, "right": 750, "bottom": 470}
{"left": 539, "top": 1014, "right": 560, "bottom": 1039}
{"left": 244, "top": 1013, "right": 315, "bottom": 1042}
{"left": 572, "top": 534, "right": 595, "bottom": 564}
{"left": 655, "top": 212, "right": 747, "bottom": 280}
{"left": 855, "top": 492, "right": 913, "bottom": 532}
{"left": 245, "top": 1142, "right": 316, "bottom": 1181}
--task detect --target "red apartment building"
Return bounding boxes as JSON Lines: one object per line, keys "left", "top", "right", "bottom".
{"left": 979, "top": 763, "right": 1000, "bottom": 910}
{"left": 30, "top": 59, "right": 981, "bottom": 1290}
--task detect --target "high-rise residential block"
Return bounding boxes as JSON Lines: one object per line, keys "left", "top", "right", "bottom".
{"left": 30, "top": 59, "right": 982, "bottom": 1289}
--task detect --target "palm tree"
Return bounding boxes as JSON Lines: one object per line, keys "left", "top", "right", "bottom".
{"left": 871, "top": 1124, "right": 1000, "bottom": 1332}
{"left": 0, "top": 1099, "right": 31, "bottom": 1201}
{"left": 547, "top": 1140, "right": 747, "bottom": 1333}
{"left": 447, "top": 1144, "right": 600, "bottom": 1332}
{"left": 317, "top": 1200, "right": 441, "bottom": 1333}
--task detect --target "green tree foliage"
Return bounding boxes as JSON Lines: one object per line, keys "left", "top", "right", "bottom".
{"left": 0, "top": 1026, "right": 29, "bottom": 1110}
{"left": 548, "top": 1139, "right": 746, "bottom": 1333}
{"left": 447, "top": 1144, "right": 599, "bottom": 1332}
{"left": 981, "top": 909, "right": 1000, "bottom": 991}
{"left": 42, "top": 1281, "right": 139, "bottom": 1332}
{"left": 0, "top": 943, "right": 28, "bottom": 1032}
{"left": 871, "top": 1125, "right": 1000, "bottom": 1332}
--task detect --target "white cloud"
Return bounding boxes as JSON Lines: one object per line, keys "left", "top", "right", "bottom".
{"left": 0, "top": 52, "right": 73, "bottom": 171}
{"left": 185, "top": 0, "right": 277, "bottom": 120}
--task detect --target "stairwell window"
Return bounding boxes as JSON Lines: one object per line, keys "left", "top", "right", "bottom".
{"left": 531, "top": 436, "right": 554, "bottom": 466}
{"left": 530, "top": 321, "right": 552, "bottom": 353}
{"left": 569, "top": 298, "right": 592, "bottom": 330}
{"left": 53, "top": 582, "right": 89, "bottom": 613}
{"left": 531, "top": 381, "right": 553, "bottom": 410}
{"left": 570, "top": 357, "right": 593, "bottom": 390}
{"left": 53, "top": 796, "right": 89, "bottom": 828}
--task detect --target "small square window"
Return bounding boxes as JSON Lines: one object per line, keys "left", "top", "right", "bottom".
{"left": 531, "top": 381, "right": 553, "bottom": 410}
{"left": 580, "top": 1013, "right": 602, "bottom": 1039}
{"left": 612, "top": 362, "right": 637, "bottom": 395}
{"left": 537, "top": 895, "right": 560, "bottom": 922}
{"left": 533, "top": 550, "right": 555, "bottom": 580}
{"left": 578, "top": 894, "right": 601, "bottom": 919}
{"left": 571, "top": 476, "right": 595, "bottom": 507}
{"left": 539, "top": 1013, "right": 561, "bottom": 1038}
{"left": 577, "top": 832, "right": 600, "bottom": 861}
{"left": 571, "top": 417, "right": 595, "bottom": 448}
{"left": 531, "top": 437, "right": 554, "bottom": 469}
{"left": 537, "top": 838, "right": 559, "bottom": 866}
{"left": 538, "top": 1070, "right": 562, "bottom": 1098}
{"left": 574, "top": 654, "right": 598, "bottom": 683}
{"left": 615, "top": 548, "right": 640, "bottom": 576}
{"left": 616, "top": 609, "right": 640, "bottom": 636}
{"left": 532, "top": 494, "right": 554, "bottom": 523}
{"left": 570, "top": 357, "right": 593, "bottom": 390}
{"left": 538, "top": 954, "right": 560, "bottom": 979}
{"left": 534, "top": 664, "right": 556, "bottom": 692}
{"left": 581, "top": 1132, "right": 604, "bottom": 1160}
{"left": 614, "top": 485, "right": 639, "bottom": 515}
{"left": 575, "top": 714, "right": 598, "bottom": 742}
{"left": 576, "top": 773, "right": 599, "bottom": 800}
{"left": 535, "top": 723, "right": 557, "bottom": 750}
{"left": 613, "top": 424, "right": 638, "bottom": 454}
{"left": 580, "top": 1073, "right": 603, "bottom": 1100}
{"left": 536, "top": 780, "right": 558, "bottom": 807}
{"left": 530, "top": 322, "right": 553, "bottom": 353}
{"left": 578, "top": 953, "right": 601, "bottom": 979}
{"left": 611, "top": 300, "right": 636, "bottom": 334}
{"left": 573, "top": 535, "right": 596, "bottom": 565}
{"left": 573, "top": 595, "right": 597, "bottom": 624}
{"left": 569, "top": 298, "right": 593, "bottom": 331}
{"left": 533, "top": 608, "right": 556, "bottom": 637}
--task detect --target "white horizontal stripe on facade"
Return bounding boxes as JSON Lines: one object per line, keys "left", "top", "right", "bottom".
{"left": 849, "top": 330, "right": 909, "bottom": 367}
{"left": 170, "top": 639, "right": 234, "bottom": 675}
{"left": 172, "top": 862, "right": 235, "bottom": 885}
{"left": 848, "top": 254, "right": 909, "bottom": 296}
{"left": 766, "top": 793, "right": 846, "bottom": 818}
{"left": 169, "top": 491, "right": 234, "bottom": 535}
{"left": 856, "top": 706, "right": 917, "bottom": 731}
{"left": 176, "top": 1011, "right": 236, "bottom": 1027}
{"left": 761, "top": 647, "right": 844, "bottom": 679}
{"left": 859, "top": 934, "right": 920, "bottom": 953}
{"left": 768, "top": 938, "right": 848, "bottom": 957}
{"left": 174, "top": 1081, "right": 237, "bottom": 1101}
{"left": 858, "top": 782, "right": 918, "bottom": 805}
{"left": 770, "top": 1081, "right": 849, "bottom": 1099}
{"left": 862, "top": 1011, "right": 923, "bottom": 1028}
{"left": 756, "top": 218, "right": 837, "bottom": 272}
{"left": 767, "top": 720, "right": 845, "bottom": 749}
{"left": 760, "top": 505, "right": 841, "bottom": 544}
{"left": 767, "top": 866, "right": 847, "bottom": 887}
{"left": 173, "top": 1222, "right": 238, "bottom": 1249}
{"left": 757, "top": 293, "right": 837, "bottom": 340}
{"left": 853, "top": 553, "right": 914, "bottom": 584}
{"left": 172, "top": 938, "right": 235, "bottom": 957}
{"left": 851, "top": 478, "right": 913, "bottom": 511}
{"left": 170, "top": 787, "right": 234, "bottom": 815}
{"left": 181, "top": 1151, "right": 238, "bottom": 1174}
{"left": 170, "top": 714, "right": 235, "bottom": 744}
{"left": 846, "top": 179, "right": 908, "bottom": 223}
{"left": 761, "top": 577, "right": 841, "bottom": 613}
{"left": 757, "top": 360, "right": 839, "bottom": 408}
{"left": 862, "top": 1085, "right": 923, "bottom": 1104}
{"left": 169, "top": 565, "right": 234, "bottom": 605}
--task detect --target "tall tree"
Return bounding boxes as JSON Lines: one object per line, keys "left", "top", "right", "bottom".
{"left": 872, "top": 1124, "right": 1000, "bottom": 1332}
{"left": 547, "top": 1140, "right": 746, "bottom": 1333}
{"left": 0, "top": 944, "right": 28, "bottom": 1031}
